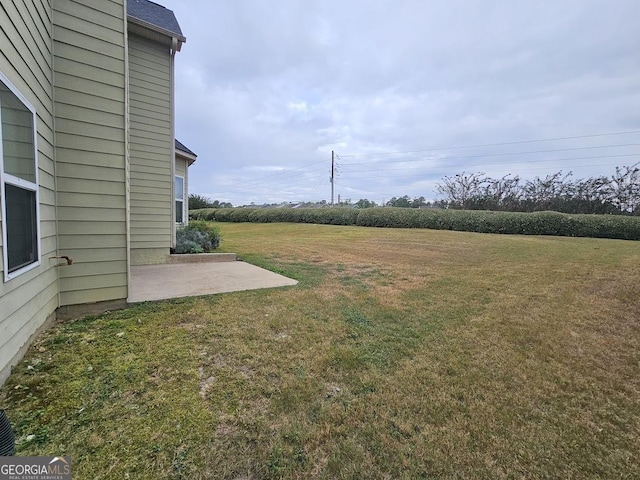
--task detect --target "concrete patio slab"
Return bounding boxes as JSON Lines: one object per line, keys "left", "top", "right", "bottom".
{"left": 128, "top": 260, "right": 298, "bottom": 303}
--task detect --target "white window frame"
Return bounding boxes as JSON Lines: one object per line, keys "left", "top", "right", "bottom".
{"left": 175, "top": 174, "right": 185, "bottom": 225}
{"left": 0, "top": 71, "right": 41, "bottom": 282}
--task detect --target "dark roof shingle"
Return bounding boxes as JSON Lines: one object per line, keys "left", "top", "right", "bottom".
{"left": 175, "top": 139, "right": 197, "bottom": 157}
{"left": 127, "top": 0, "right": 184, "bottom": 40}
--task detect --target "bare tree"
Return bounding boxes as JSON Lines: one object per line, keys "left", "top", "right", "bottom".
{"left": 436, "top": 172, "right": 487, "bottom": 208}
{"left": 609, "top": 163, "right": 640, "bottom": 214}
{"left": 435, "top": 164, "right": 639, "bottom": 215}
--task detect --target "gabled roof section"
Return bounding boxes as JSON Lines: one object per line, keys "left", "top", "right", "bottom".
{"left": 127, "top": 0, "right": 186, "bottom": 47}
{"left": 175, "top": 139, "right": 196, "bottom": 157}
{"left": 175, "top": 139, "right": 197, "bottom": 165}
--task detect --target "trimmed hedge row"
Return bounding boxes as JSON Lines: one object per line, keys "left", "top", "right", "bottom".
{"left": 192, "top": 207, "right": 359, "bottom": 225}
{"left": 190, "top": 207, "right": 640, "bottom": 240}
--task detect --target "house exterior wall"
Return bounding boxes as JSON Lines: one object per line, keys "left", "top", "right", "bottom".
{"left": 175, "top": 156, "right": 187, "bottom": 178}
{"left": 53, "top": 0, "right": 129, "bottom": 306}
{"left": 1, "top": 0, "right": 183, "bottom": 385}
{"left": 128, "top": 34, "right": 173, "bottom": 265}
{"left": 0, "top": 0, "right": 59, "bottom": 384}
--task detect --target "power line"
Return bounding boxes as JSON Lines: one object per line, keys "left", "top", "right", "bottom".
{"left": 201, "top": 130, "right": 640, "bottom": 204}
{"left": 338, "top": 129, "right": 640, "bottom": 159}
{"left": 339, "top": 143, "right": 640, "bottom": 167}
{"left": 338, "top": 183, "right": 397, "bottom": 198}
{"left": 341, "top": 158, "right": 637, "bottom": 183}
{"left": 340, "top": 152, "right": 640, "bottom": 175}
{"left": 215, "top": 162, "right": 327, "bottom": 191}
{"left": 213, "top": 173, "right": 327, "bottom": 195}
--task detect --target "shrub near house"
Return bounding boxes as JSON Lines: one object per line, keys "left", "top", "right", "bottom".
{"left": 174, "top": 221, "right": 221, "bottom": 254}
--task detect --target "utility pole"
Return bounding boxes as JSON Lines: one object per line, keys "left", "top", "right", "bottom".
{"left": 330, "top": 150, "right": 335, "bottom": 207}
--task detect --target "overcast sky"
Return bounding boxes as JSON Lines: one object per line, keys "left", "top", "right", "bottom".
{"left": 160, "top": 0, "right": 640, "bottom": 206}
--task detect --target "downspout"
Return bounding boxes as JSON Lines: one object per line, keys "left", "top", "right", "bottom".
{"left": 184, "top": 157, "right": 189, "bottom": 227}
{"left": 51, "top": 1, "right": 61, "bottom": 309}
{"left": 124, "top": 0, "right": 132, "bottom": 299}
{"left": 170, "top": 38, "right": 177, "bottom": 248}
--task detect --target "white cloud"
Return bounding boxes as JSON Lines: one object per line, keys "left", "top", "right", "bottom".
{"left": 161, "top": 0, "right": 640, "bottom": 205}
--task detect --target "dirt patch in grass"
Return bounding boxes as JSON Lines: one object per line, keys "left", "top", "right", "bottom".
{"left": 2, "top": 224, "right": 639, "bottom": 479}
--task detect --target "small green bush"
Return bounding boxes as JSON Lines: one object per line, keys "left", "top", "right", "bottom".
{"left": 175, "top": 221, "right": 221, "bottom": 254}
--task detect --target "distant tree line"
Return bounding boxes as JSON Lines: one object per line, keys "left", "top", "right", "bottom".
{"left": 351, "top": 196, "right": 436, "bottom": 209}
{"left": 436, "top": 164, "right": 639, "bottom": 215}
{"left": 190, "top": 163, "right": 639, "bottom": 216}
{"left": 188, "top": 194, "right": 233, "bottom": 210}
{"left": 384, "top": 196, "right": 431, "bottom": 208}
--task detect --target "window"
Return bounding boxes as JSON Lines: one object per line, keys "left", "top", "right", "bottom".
{"left": 175, "top": 175, "right": 185, "bottom": 224}
{"left": 0, "top": 72, "right": 40, "bottom": 281}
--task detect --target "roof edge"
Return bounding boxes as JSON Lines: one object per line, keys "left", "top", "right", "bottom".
{"left": 176, "top": 149, "right": 197, "bottom": 166}
{"left": 127, "top": 15, "right": 186, "bottom": 44}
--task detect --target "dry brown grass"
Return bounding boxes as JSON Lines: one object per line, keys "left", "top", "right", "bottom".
{"left": 1, "top": 223, "right": 639, "bottom": 479}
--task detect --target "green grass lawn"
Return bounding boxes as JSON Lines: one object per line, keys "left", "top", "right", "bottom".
{"left": 2, "top": 223, "right": 639, "bottom": 479}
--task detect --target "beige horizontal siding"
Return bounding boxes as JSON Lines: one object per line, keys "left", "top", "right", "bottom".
{"left": 55, "top": 73, "right": 124, "bottom": 104}
{"left": 129, "top": 185, "right": 172, "bottom": 196}
{"left": 60, "top": 286, "right": 127, "bottom": 306}
{"left": 57, "top": 192, "right": 125, "bottom": 209}
{"left": 55, "top": 133, "right": 126, "bottom": 155}
{"left": 0, "top": 281, "right": 58, "bottom": 379}
{"left": 130, "top": 192, "right": 167, "bottom": 203}
{"left": 57, "top": 206, "right": 126, "bottom": 222}
{"left": 131, "top": 237, "right": 169, "bottom": 246}
{"left": 54, "top": 94, "right": 124, "bottom": 123}
{"left": 131, "top": 206, "right": 170, "bottom": 216}
{"left": 129, "top": 107, "right": 170, "bottom": 127}
{"left": 59, "top": 261, "right": 127, "bottom": 278}
{"left": 54, "top": 42, "right": 124, "bottom": 79}
{"left": 130, "top": 143, "right": 172, "bottom": 158}
{"left": 0, "top": 0, "right": 58, "bottom": 384}
{"left": 56, "top": 234, "right": 126, "bottom": 249}
{"left": 39, "top": 219, "right": 57, "bottom": 239}
{"left": 56, "top": 178, "right": 124, "bottom": 195}
{"left": 52, "top": 147, "right": 125, "bottom": 169}
{"left": 0, "top": 272, "right": 57, "bottom": 330}
{"left": 128, "top": 33, "right": 173, "bottom": 265}
{"left": 0, "top": 0, "right": 53, "bottom": 115}
{"left": 53, "top": 15, "right": 123, "bottom": 51}
{"left": 56, "top": 117, "right": 124, "bottom": 143}
{"left": 129, "top": 66, "right": 170, "bottom": 91}
{"left": 130, "top": 163, "right": 171, "bottom": 176}
{"left": 130, "top": 124, "right": 172, "bottom": 141}
{"left": 61, "top": 273, "right": 127, "bottom": 292}
{"left": 53, "top": 0, "right": 123, "bottom": 33}
{"left": 55, "top": 165, "right": 124, "bottom": 183}
{"left": 129, "top": 101, "right": 170, "bottom": 117}
{"left": 128, "top": 220, "right": 171, "bottom": 230}
{"left": 53, "top": 27, "right": 122, "bottom": 62}
{"left": 53, "top": 246, "right": 127, "bottom": 263}
{"left": 53, "top": 0, "right": 128, "bottom": 306}
{"left": 130, "top": 151, "right": 172, "bottom": 164}
{"left": 129, "top": 174, "right": 171, "bottom": 187}
{"left": 38, "top": 188, "right": 56, "bottom": 208}
{"left": 54, "top": 56, "right": 123, "bottom": 87}
{"left": 0, "top": 262, "right": 55, "bottom": 304}
{"left": 56, "top": 221, "right": 126, "bottom": 235}
{"left": 176, "top": 158, "right": 187, "bottom": 178}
